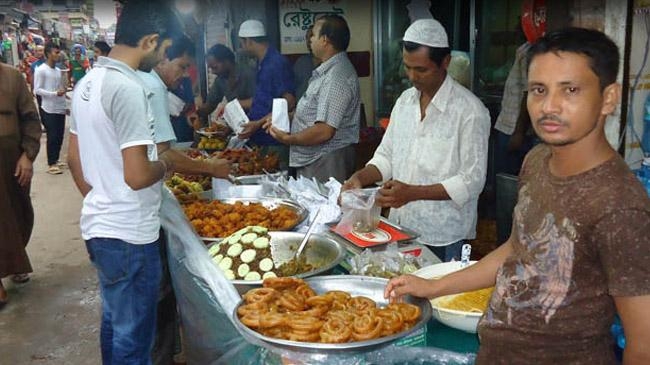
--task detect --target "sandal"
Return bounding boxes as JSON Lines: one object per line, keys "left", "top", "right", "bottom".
{"left": 11, "top": 274, "right": 30, "bottom": 284}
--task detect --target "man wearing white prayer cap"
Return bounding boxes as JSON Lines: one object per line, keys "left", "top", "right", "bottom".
{"left": 341, "top": 18, "right": 491, "bottom": 262}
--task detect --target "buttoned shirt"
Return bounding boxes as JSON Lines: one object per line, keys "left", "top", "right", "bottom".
{"left": 367, "top": 75, "right": 490, "bottom": 246}
{"left": 248, "top": 46, "right": 295, "bottom": 145}
{"left": 494, "top": 43, "right": 530, "bottom": 135}
{"left": 290, "top": 52, "right": 360, "bottom": 168}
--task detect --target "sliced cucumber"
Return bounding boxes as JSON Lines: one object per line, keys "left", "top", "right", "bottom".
{"left": 208, "top": 244, "right": 221, "bottom": 257}
{"left": 252, "top": 226, "right": 268, "bottom": 234}
{"left": 240, "top": 249, "right": 257, "bottom": 263}
{"left": 262, "top": 271, "right": 277, "bottom": 279}
{"left": 212, "top": 254, "right": 223, "bottom": 265}
{"left": 224, "top": 269, "right": 235, "bottom": 280}
{"left": 259, "top": 258, "right": 274, "bottom": 272}
{"left": 227, "top": 243, "right": 243, "bottom": 257}
{"left": 241, "top": 233, "right": 258, "bottom": 244}
{"left": 237, "top": 263, "right": 250, "bottom": 278}
{"left": 218, "top": 256, "right": 233, "bottom": 271}
{"left": 253, "top": 236, "right": 270, "bottom": 249}
{"left": 227, "top": 234, "right": 242, "bottom": 245}
{"left": 244, "top": 271, "right": 261, "bottom": 281}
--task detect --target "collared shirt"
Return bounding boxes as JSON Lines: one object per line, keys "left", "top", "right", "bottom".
{"left": 70, "top": 56, "right": 161, "bottom": 245}
{"left": 494, "top": 43, "right": 530, "bottom": 135}
{"left": 367, "top": 75, "right": 490, "bottom": 246}
{"left": 137, "top": 69, "right": 176, "bottom": 144}
{"left": 248, "top": 46, "right": 295, "bottom": 145}
{"left": 290, "top": 52, "right": 360, "bottom": 168}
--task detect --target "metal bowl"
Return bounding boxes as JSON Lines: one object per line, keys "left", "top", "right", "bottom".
{"left": 224, "top": 232, "right": 347, "bottom": 294}
{"left": 233, "top": 275, "right": 432, "bottom": 352}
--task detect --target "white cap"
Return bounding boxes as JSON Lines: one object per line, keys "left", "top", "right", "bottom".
{"left": 403, "top": 19, "right": 449, "bottom": 48}
{"left": 239, "top": 20, "right": 266, "bottom": 38}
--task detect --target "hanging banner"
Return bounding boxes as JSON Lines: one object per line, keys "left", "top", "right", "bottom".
{"left": 278, "top": 0, "right": 348, "bottom": 52}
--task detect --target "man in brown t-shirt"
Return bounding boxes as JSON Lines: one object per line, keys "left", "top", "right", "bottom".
{"left": 385, "top": 28, "right": 650, "bottom": 364}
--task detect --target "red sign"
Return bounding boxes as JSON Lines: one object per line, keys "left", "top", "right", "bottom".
{"left": 522, "top": 0, "right": 546, "bottom": 43}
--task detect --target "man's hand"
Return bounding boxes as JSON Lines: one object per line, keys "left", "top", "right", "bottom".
{"left": 376, "top": 180, "right": 415, "bottom": 208}
{"left": 341, "top": 175, "right": 362, "bottom": 193}
{"left": 14, "top": 154, "right": 33, "bottom": 187}
{"left": 206, "top": 157, "right": 231, "bottom": 179}
{"left": 384, "top": 274, "right": 438, "bottom": 302}
{"left": 56, "top": 89, "right": 66, "bottom": 96}
{"left": 267, "top": 126, "right": 291, "bottom": 144}
{"left": 238, "top": 120, "right": 264, "bottom": 139}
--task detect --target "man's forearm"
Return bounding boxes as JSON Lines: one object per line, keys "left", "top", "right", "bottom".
{"left": 67, "top": 135, "right": 92, "bottom": 197}
{"left": 410, "top": 183, "right": 451, "bottom": 201}
{"left": 163, "top": 149, "right": 209, "bottom": 176}
{"left": 351, "top": 165, "right": 383, "bottom": 187}
{"left": 286, "top": 122, "right": 335, "bottom": 146}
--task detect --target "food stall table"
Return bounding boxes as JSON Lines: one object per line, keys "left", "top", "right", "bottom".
{"left": 161, "top": 192, "right": 478, "bottom": 364}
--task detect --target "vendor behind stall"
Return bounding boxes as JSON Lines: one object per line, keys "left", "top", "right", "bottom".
{"left": 195, "top": 44, "right": 256, "bottom": 126}
{"left": 264, "top": 14, "right": 360, "bottom": 183}
{"left": 341, "top": 18, "right": 490, "bottom": 262}
{"left": 237, "top": 19, "right": 296, "bottom": 169}
{"left": 138, "top": 35, "right": 231, "bottom": 179}
{"left": 385, "top": 27, "right": 650, "bottom": 364}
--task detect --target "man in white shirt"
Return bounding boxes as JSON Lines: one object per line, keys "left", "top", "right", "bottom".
{"left": 66, "top": 1, "right": 179, "bottom": 363}
{"left": 138, "top": 34, "right": 230, "bottom": 179}
{"left": 33, "top": 42, "right": 66, "bottom": 174}
{"left": 341, "top": 19, "right": 490, "bottom": 261}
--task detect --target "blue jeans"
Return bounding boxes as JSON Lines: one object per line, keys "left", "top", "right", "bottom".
{"left": 429, "top": 240, "right": 466, "bottom": 262}
{"left": 86, "top": 238, "right": 162, "bottom": 365}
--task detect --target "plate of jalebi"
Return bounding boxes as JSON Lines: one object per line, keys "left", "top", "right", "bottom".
{"left": 414, "top": 261, "right": 494, "bottom": 333}
{"left": 233, "top": 276, "right": 432, "bottom": 352}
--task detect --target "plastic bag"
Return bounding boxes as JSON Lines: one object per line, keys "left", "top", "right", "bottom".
{"left": 348, "top": 244, "right": 423, "bottom": 279}
{"left": 336, "top": 188, "right": 381, "bottom": 235}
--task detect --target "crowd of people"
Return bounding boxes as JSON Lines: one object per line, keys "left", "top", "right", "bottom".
{"left": 0, "top": 0, "right": 648, "bottom": 364}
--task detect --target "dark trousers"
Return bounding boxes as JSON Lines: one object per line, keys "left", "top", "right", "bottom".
{"left": 41, "top": 111, "right": 65, "bottom": 166}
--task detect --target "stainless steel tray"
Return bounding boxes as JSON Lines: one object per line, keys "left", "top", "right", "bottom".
{"left": 233, "top": 275, "right": 432, "bottom": 352}
{"left": 194, "top": 197, "right": 309, "bottom": 239}
{"left": 211, "top": 232, "right": 347, "bottom": 294}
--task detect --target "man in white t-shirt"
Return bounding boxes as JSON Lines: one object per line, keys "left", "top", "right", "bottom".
{"left": 33, "top": 42, "right": 66, "bottom": 175}
{"left": 66, "top": 2, "right": 179, "bottom": 363}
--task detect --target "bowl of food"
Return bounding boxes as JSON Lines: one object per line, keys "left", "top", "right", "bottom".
{"left": 233, "top": 275, "right": 432, "bottom": 352}
{"left": 207, "top": 228, "right": 347, "bottom": 294}
{"left": 413, "top": 261, "right": 493, "bottom": 333}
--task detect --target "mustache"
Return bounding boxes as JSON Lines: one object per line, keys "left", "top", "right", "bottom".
{"left": 536, "top": 114, "right": 566, "bottom": 125}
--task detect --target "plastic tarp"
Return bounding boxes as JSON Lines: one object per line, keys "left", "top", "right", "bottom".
{"left": 160, "top": 191, "right": 476, "bottom": 364}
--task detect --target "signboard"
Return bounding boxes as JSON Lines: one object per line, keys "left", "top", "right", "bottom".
{"left": 278, "top": 0, "right": 348, "bottom": 51}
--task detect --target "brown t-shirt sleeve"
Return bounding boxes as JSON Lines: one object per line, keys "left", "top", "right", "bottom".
{"left": 594, "top": 207, "right": 650, "bottom": 297}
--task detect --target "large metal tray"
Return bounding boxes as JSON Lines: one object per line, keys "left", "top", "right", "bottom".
{"left": 212, "top": 232, "right": 347, "bottom": 294}
{"left": 233, "top": 275, "right": 432, "bottom": 352}
{"left": 195, "top": 197, "right": 309, "bottom": 240}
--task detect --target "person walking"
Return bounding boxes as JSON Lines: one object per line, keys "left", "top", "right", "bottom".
{"left": 33, "top": 42, "right": 66, "bottom": 174}
{"left": 0, "top": 62, "right": 42, "bottom": 307}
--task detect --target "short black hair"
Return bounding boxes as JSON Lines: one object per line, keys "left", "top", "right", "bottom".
{"left": 207, "top": 44, "right": 235, "bottom": 64}
{"left": 166, "top": 34, "right": 195, "bottom": 61}
{"left": 527, "top": 27, "right": 620, "bottom": 91}
{"left": 114, "top": 0, "right": 179, "bottom": 47}
{"left": 44, "top": 41, "right": 59, "bottom": 56}
{"left": 94, "top": 41, "right": 111, "bottom": 55}
{"left": 317, "top": 14, "right": 350, "bottom": 51}
{"left": 402, "top": 41, "right": 450, "bottom": 67}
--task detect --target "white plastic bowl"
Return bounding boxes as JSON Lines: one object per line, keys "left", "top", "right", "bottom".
{"left": 413, "top": 261, "right": 484, "bottom": 333}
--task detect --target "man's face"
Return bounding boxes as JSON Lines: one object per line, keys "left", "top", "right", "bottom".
{"left": 527, "top": 51, "right": 610, "bottom": 147}
{"left": 46, "top": 48, "right": 61, "bottom": 63}
{"left": 158, "top": 54, "right": 193, "bottom": 90}
{"left": 74, "top": 48, "right": 82, "bottom": 59}
{"left": 310, "top": 20, "right": 325, "bottom": 59}
{"left": 34, "top": 47, "right": 44, "bottom": 59}
{"left": 207, "top": 55, "right": 227, "bottom": 77}
{"left": 402, "top": 46, "right": 447, "bottom": 93}
{"left": 239, "top": 38, "right": 252, "bottom": 56}
{"left": 93, "top": 47, "right": 102, "bottom": 58}
{"left": 139, "top": 38, "right": 171, "bottom": 72}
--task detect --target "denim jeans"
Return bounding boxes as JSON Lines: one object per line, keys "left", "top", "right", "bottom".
{"left": 429, "top": 240, "right": 466, "bottom": 262}
{"left": 86, "top": 238, "right": 162, "bottom": 365}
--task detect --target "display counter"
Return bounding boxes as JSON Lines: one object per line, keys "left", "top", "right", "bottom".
{"left": 160, "top": 191, "right": 478, "bottom": 364}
